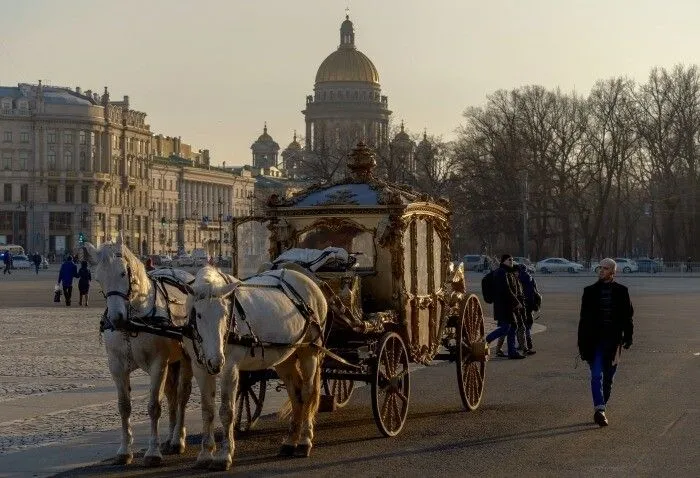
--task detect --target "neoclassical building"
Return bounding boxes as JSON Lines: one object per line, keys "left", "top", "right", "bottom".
{"left": 0, "top": 82, "right": 253, "bottom": 258}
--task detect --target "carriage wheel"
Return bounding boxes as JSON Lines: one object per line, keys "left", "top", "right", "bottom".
{"left": 456, "top": 294, "right": 487, "bottom": 411}
{"left": 323, "top": 377, "right": 355, "bottom": 408}
{"left": 371, "top": 332, "right": 410, "bottom": 437}
{"left": 235, "top": 373, "right": 267, "bottom": 432}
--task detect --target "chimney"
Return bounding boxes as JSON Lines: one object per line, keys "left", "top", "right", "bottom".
{"left": 76, "top": 87, "right": 82, "bottom": 95}
{"left": 85, "top": 89, "right": 92, "bottom": 98}
{"left": 123, "top": 95, "right": 129, "bottom": 108}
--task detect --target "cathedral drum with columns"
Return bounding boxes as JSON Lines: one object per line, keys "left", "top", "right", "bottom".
{"left": 232, "top": 142, "right": 488, "bottom": 438}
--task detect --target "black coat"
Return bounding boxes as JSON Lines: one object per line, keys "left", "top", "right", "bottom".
{"left": 492, "top": 265, "right": 523, "bottom": 325}
{"left": 578, "top": 280, "right": 634, "bottom": 364}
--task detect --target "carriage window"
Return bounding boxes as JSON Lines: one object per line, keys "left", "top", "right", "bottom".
{"left": 298, "top": 225, "right": 375, "bottom": 269}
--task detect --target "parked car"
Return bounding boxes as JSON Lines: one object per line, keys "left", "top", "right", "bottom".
{"left": 10, "top": 254, "right": 33, "bottom": 269}
{"left": 590, "top": 257, "right": 639, "bottom": 273}
{"left": 173, "top": 254, "right": 194, "bottom": 267}
{"left": 536, "top": 257, "right": 584, "bottom": 273}
{"left": 462, "top": 254, "right": 489, "bottom": 272}
{"left": 635, "top": 258, "right": 661, "bottom": 273}
{"left": 513, "top": 257, "right": 535, "bottom": 273}
{"left": 191, "top": 248, "right": 209, "bottom": 267}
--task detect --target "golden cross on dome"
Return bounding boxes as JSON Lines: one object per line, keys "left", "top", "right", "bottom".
{"left": 345, "top": 6, "right": 350, "bottom": 19}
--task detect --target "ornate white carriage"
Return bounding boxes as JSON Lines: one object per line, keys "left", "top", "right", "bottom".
{"left": 232, "top": 143, "right": 488, "bottom": 436}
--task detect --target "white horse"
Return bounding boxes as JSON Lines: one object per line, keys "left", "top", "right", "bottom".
{"left": 82, "top": 239, "right": 193, "bottom": 467}
{"left": 185, "top": 265, "right": 328, "bottom": 471}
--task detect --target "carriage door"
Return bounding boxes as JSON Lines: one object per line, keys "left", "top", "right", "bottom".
{"left": 403, "top": 216, "right": 442, "bottom": 363}
{"left": 232, "top": 218, "right": 271, "bottom": 279}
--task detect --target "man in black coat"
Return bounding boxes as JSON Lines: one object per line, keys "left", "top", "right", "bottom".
{"left": 578, "top": 258, "right": 634, "bottom": 426}
{"left": 486, "top": 254, "right": 526, "bottom": 359}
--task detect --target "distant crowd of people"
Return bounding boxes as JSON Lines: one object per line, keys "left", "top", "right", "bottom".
{"left": 482, "top": 254, "right": 634, "bottom": 427}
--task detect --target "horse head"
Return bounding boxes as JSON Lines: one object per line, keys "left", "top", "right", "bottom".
{"left": 85, "top": 241, "right": 145, "bottom": 329}
{"left": 188, "top": 266, "right": 239, "bottom": 374}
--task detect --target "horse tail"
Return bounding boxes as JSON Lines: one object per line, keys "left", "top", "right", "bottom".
{"left": 306, "top": 351, "right": 322, "bottom": 424}
{"left": 278, "top": 398, "right": 293, "bottom": 421}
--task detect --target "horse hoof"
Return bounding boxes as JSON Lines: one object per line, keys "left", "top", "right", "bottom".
{"left": 115, "top": 453, "right": 133, "bottom": 465}
{"left": 143, "top": 455, "right": 164, "bottom": 467}
{"left": 294, "top": 444, "right": 312, "bottom": 458}
{"left": 167, "top": 442, "right": 185, "bottom": 455}
{"left": 209, "top": 459, "right": 232, "bottom": 471}
{"left": 278, "top": 444, "right": 296, "bottom": 457}
{"left": 194, "top": 458, "right": 212, "bottom": 469}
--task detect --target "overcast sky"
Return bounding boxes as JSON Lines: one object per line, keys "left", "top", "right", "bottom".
{"left": 2, "top": 0, "right": 700, "bottom": 166}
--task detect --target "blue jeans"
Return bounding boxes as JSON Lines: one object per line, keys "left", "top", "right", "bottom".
{"left": 486, "top": 322, "right": 517, "bottom": 356}
{"left": 589, "top": 344, "right": 617, "bottom": 411}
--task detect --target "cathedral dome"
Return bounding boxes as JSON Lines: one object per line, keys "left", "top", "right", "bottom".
{"left": 314, "top": 15, "right": 379, "bottom": 85}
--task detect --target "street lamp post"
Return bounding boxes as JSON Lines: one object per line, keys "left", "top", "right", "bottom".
{"left": 149, "top": 205, "right": 157, "bottom": 255}
{"left": 218, "top": 198, "right": 223, "bottom": 263}
{"left": 192, "top": 210, "right": 199, "bottom": 251}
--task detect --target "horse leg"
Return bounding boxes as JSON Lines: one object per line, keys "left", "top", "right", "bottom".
{"left": 193, "top": 365, "right": 217, "bottom": 468}
{"left": 143, "top": 363, "right": 168, "bottom": 467}
{"left": 172, "top": 357, "right": 193, "bottom": 454}
{"left": 162, "top": 361, "right": 179, "bottom": 454}
{"left": 294, "top": 348, "right": 322, "bottom": 458}
{"left": 274, "top": 355, "right": 304, "bottom": 457}
{"left": 111, "top": 370, "right": 134, "bottom": 465}
{"left": 211, "top": 365, "right": 238, "bottom": 471}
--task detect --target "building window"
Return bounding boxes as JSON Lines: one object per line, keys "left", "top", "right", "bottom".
{"left": 79, "top": 151, "right": 87, "bottom": 170}
{"left": 49, "top": 212, "right": 72, "bottom": 230}
{"left": 1, "top": 100, "right": 11, "bottom": 114}
{"left": 20, "top": 184, "right": 28, "bottom": 202}
{"left": 3, "top": 184, "right": 11, "bottom": 201}
{"left": 47, "top": 150, "right": 56, "bottom": 170}
{"left": 79, "top": 131, "right": 86, "bottom": 145}
{"left": 3, "top": 131, "right": 12, "bottom": 142}
{"left": 65, "top": 185, "right": 74, "bottom": 203}
{"left": 18, "top": 151, "right": 28, "bottom": 169}
{"left": 20, "top": 131, "right": 29, "bottom": 143}
{"left": 48, "top": 185, "right": 57, "bottom": 203}
{"left": 64, "top": 131, "right": 73, "bottom": 145}
{"left": 64, "top": 150, "right": 74, "bottom": 169}
{"left": 81, "top": 186, "right": 89, "bottom": 203}
{"left": 2, "top": 151, "right": 11, "bottom": 169}
{"left": 47, "top": 131, "right": 56, "bottom": 144}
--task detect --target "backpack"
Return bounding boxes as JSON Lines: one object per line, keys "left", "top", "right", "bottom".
{"left": 532, "top": 279, "right": 542, "bottom": 311}
{"left": 481, "top": 270, "right": 496, "bottom": 304}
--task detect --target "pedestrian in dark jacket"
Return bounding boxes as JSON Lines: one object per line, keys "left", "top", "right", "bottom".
{"left": 516, "top": 263, "right": 540, "bottom": 354}
{"left": 485, "top": 254, "right": 526, "bottom": 359}
{"left": 578, "top": 258, "right": 634, "bottom": 427}
{"left": 3, "top": 251, "right": 12, "bottom": 275}
{"left": 33, "top": 253, "right": 41, "bottom": 274}
{"left": 57, "top": 256, "right": 79, "bottom": 306}
{"left": 77, "top": 261, "right": 92, "bottom": 307}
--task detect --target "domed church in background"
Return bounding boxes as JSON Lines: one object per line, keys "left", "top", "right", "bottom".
{"left": 303, "top": 14, "right": 391, "bottom": 155}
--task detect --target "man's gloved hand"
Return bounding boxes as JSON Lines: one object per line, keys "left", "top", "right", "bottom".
{"left": 623, "top": 339, "right": 632, "bottom": 350}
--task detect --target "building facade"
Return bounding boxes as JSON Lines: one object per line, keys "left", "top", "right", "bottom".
{"left": 0, "top": 82, "right": 253, "bottom": 259}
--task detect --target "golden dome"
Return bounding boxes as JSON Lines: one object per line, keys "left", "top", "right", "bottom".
{"left": 315, "top": 48, "right": 379, "bottom": 84}
{"left": 315, "top": 15, "right": 379, "bottom": 85}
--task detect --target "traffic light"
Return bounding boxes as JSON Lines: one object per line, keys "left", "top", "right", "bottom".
{"left": 78, "top": 232, "right": 85, "bottom": 244}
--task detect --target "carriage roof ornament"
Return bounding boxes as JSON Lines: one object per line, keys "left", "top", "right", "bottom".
{"left": 347, "top": 141, "right": 376, "bottom": 182}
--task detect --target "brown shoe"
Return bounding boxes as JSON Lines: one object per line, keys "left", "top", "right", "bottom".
{"left": 594, "top": 410, "right": 608, "bottom": 427}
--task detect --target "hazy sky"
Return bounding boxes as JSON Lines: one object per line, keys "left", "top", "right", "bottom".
{"left": 3, "top": 0, "right": 700, "bottom": 166}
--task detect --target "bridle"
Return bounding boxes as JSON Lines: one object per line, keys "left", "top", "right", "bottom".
{"left": 104, "top": 252, "right": 133, "bottom": 302}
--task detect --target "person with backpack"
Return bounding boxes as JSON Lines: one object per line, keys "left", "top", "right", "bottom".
{"left": 483, "top": 254, "right": 527, "bottom": 359}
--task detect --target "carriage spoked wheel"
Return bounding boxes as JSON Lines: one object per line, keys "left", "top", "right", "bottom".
{"left": 456, "top": 294, "right": 487, "bottom": 411}
{"left": 371, "top": 332, "right": 410, "bottom": 437}
{"left": 235, "top": 372, "right": 267, "bottom": 433}
{"left": 322, "top": 377, "right": 355, "bottom": 408}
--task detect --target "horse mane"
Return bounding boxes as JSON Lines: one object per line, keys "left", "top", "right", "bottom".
{"left": 96, "top": 241, "right": 151, "bottom": 301}
{"left": 190, "top": 266, "right": 238, "bottom": 301}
